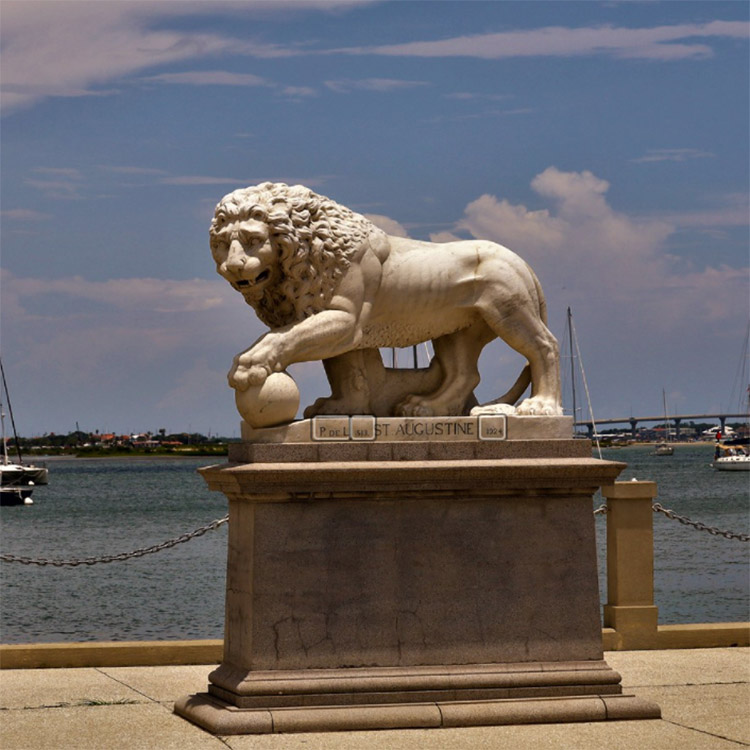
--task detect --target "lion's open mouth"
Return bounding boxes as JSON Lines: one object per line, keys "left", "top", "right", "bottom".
{"left": 234, "top": 269, "right": 270, "bottom": 292}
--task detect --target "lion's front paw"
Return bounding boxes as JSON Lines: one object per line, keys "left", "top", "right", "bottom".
{"left": 516, "top": 397, "right": 563, "bottom": 416}
{"left": 394, "top": 396, "right": 436, "bottom": 418}
{"left": 229, "top": 363, "right": 269, "bottom": 391}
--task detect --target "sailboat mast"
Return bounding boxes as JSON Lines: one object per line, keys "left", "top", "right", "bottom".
{"left": 1, "top": 395, "right": 8, "bottom": 467}
{"left": 567, "top": 307, "right": 578, "bottom": 428}
{"left": 0, "top": 357, "right": 23, "bottom": 464}
{"left": 662, "top": 389, "right": 671, "bottom": 441}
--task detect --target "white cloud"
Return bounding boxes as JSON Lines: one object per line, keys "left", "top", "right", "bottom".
{"left": 32, "top": 167, "right": 83, "bottom": 180}
{"left": 339, "top": 21, "right": 748, "bottom": 61}
{"left": 0, "top": 3, "right": 294, "bottom": 114}
{"left": 280, "top": 86, "right": 318, "bottom": 98}
{"left": 453, "top": 166, "right": 746, "bottom": 329}
{"left": 99, "top": 165, "right": 169, "bottom": 176}
{"left": 24, "top": 179, "right": 83, "bottom": 201}
{"left": 3, "top": 273, "right": 232, "bottom": 315}
{"left": 159, "top": 176, "right": 248, "bottom": 186}
{"left": 631, "top": 148, "right": 716, "bottom": 163}
{"left": 325, "top": 78, "right": 429, "bottom": 94}
{"left": 425, "top": 107, "right": 534, "bottom": 125}
{"left": 685, "top": 210, "right": 750, "bottom": 229}
{"left": 444, "top": 92, "right": 510, "bottom": 102}
{"left": 1, "top": 208, "right": 52, "bottom": 221}
{"left": 458, "top": 194, "right": 566, "bottom": 253}
{"left": 428, "top": 230, "right": 463, "bottom": 243}
{"left": 658, "top": 194, "right": 750, "bottom": 229}
{"left": 365, "top": 214, "right": 409, "bottom": 237}
{"left": 140, "top": 71, "right": 270, "bottom": 87}
{"left": 460, "top": 167, "right": 672, "bottom": 255}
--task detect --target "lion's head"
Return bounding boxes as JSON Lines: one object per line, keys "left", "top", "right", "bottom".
{"left": 210, "top": 182, "right": 377, "bottom": 329}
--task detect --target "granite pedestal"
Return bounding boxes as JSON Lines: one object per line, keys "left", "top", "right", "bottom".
{"left": 175, "top": 416, "right": 660, "bottom": 733}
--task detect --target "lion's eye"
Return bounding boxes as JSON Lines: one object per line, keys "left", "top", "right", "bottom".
{"left": 239, "top": 229, "right": 265, "bottom": 247}
{"left": 211, "top": 239, "right": 228, "bottom": 258}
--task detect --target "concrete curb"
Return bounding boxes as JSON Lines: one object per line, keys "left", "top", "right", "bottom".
{"left": 602, "top": 623, "right": 750, "bottom": 651}
{"left": 1, "top": 623, "right": 748, "bottom": 670}
{"left": 0, "top": 639, "right": 222, "bottom": 669}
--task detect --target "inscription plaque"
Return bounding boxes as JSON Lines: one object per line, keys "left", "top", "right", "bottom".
{"left": 311, "top": 416, "right": 507, "bottom": 442}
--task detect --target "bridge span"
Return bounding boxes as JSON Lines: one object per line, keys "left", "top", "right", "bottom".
{"left": 575, "top": 413, "right": 748, "bottom": 440}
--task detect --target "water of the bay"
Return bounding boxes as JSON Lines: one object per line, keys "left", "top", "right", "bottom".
{"left": 0, "top": 444, "right": 747, "bottom": 644}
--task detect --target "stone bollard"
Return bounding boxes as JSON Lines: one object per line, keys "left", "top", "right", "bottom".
{"left": 601, "top": 481, "right": 659, "bottom": 650}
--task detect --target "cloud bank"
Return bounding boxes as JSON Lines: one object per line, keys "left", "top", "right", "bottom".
{"left": 448, "top": 167, "right": 746, "bottom": 325}
{"left": 342, "top": 21, "right": 749, "bottom": 61}
{"left": 3, "top": 4, "right": 747, "bottom": 114}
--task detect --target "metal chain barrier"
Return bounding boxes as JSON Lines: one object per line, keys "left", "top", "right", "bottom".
{"left": 594, "top": 501, "right": 747, "bottom": 541}
{"left": 0, "top": 515, "right": 229, "bottom": 567}
{"left": 4, "top": 501, "right": 747, "bottom": 566}
{"left": 651, "top": 502, "right": 749, "bottom": 542}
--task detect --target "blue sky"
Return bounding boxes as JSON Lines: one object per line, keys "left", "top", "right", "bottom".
{"left": 1, "top": 1, "right": 748, "bottom": 437}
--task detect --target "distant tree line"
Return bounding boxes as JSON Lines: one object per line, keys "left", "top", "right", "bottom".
{"left": 13, "top": 429, "right": 235, "bottom": 456}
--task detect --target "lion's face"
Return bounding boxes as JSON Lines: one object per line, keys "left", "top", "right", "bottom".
{"left": 210, "top": 217, "right": 279, "bottom": 304}
{"left": 211, "top": 182, "right": 375, "bottom": 329}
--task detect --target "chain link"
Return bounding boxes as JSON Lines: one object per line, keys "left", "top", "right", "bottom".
{"left": 0, "top": 515, "right": 229, "bottom": 567}
{"left": 594, "top": 501, "right": 746, "bottom": 541}
{"left": 3, "top": 501, "right": 747, "bottom": 566}
{"left": 651, "top": 502, "right": 749, "bottom": 542}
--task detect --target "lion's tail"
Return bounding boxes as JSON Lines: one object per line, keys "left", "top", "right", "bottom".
{"left": 495, "top": 364, "right": 532, "bottom": 405}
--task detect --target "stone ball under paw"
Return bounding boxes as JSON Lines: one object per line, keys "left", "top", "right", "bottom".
{"left": 234, "top": 371, "right": 300, "bottom": 428}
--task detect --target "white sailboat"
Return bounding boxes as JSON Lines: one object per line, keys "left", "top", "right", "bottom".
{"left": 654, "top": 390, "right": 674, "bottom": 456}
{"left": 712, "top": 391, "right": 749, "bottom": 472}
{"left": 712, "top": 326, "right": 750, "bottom": 471}
{"left": 711, "top": 445, "right": 750, "bottom": 471}
{"left": 1, "top": 358, "right": 47, "bottom": 505}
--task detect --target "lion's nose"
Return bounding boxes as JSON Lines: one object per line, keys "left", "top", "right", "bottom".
{"left": 224, "top": 240, "right": 247, "bottom": 273}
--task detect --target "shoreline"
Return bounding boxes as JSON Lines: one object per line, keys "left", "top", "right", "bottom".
{"left": 600, "top": 441, "right": 715, "bottom": 447}
{"left": 24, "top": 451, "right": 228, "bottom": 462}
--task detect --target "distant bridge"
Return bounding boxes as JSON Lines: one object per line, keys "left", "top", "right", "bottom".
{"left": 575, "top": 413, "right": 748, "bottom": 440}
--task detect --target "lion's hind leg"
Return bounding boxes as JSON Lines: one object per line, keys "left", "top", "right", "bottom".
{"left": 478, "top": 300, "right": 562, "bottom": 416}
{"left": 303, "top": 350, "right": 376, "bottom": 418}
{"left": 394, "top": 322, "right": 492, "bottom": 417}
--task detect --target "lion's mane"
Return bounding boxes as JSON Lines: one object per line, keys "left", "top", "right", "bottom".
{"left": 211, "top": 182, "right": 376, "bottom": 329}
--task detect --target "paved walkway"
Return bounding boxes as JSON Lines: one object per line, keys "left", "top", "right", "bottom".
{"left": 1, "top": 648, "right": 748, "bottom": 749}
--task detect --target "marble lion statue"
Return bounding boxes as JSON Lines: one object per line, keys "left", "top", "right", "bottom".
{"left": 210, "top": 182, "right": 562, "bottom": 418}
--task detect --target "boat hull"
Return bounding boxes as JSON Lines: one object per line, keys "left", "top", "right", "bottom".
{"left": 0, "top": 464, "right": 49, "bottom": 486}
{"left": 0, "top": 486, "right": 34, "bottom": 505}
{"left": 712, "top": 457, "right": 750, "bottom": 471}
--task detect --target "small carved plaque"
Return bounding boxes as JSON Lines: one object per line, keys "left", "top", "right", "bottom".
{"left": 478, "top": 415, "right": 507, "bottom": 441}
{"left": 311, "top": 416, "right": 350, "bottom": 441}
{"left": 350, "top": 416, "right": 377, "bottom": 441}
